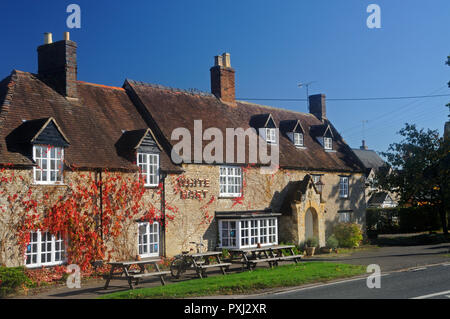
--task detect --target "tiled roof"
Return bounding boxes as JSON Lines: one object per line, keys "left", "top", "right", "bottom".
{"left": 125, "top": 79, "right": 364, "bottom": 172}
{"left": 0, "top": 71, "right": 364, "bottom": 174}
{"left": 352, "top": 148, "right": 385, "bottom": 170}
{"left": 0, "top": 71, "right": 179, "bottom": 172}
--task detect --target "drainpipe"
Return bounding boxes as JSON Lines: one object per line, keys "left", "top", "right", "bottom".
{"left": 99, "top": 170, "right": 103, "bottom": 240}
{"left": 160, "top": 171, "right": 167, "bottom": 257}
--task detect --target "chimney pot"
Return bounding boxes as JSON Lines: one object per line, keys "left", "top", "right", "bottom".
{"left": 214, "top": 55, "right": 223, "bottom": 67}
{"left": 44, "top": 32, "right": 53, "bottom": 44}
{"left": 210, "top": 53, "right": 235, "bottom": 103}
{"left": 222, "top": 53, "right": 231, "bottom": 68}
{"left": 64, "top": 32, "right": 70, "bottom": 41}
{"left": 360, "top": 140, "right": 368, "bottom": 150}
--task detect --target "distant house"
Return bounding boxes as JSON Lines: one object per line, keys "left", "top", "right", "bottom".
{"left": 367, "top": 192, "right": 396, "bottom": 208}
{"left": 352, "top": 141, "right": 398, "bottom": 209}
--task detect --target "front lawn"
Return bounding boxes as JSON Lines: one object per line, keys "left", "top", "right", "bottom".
{"left": 101, "top": 262, "right": 366, "bottom": 299}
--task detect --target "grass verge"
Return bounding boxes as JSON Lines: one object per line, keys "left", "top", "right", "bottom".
{"left": 100, "top": 262, "right": 366, "bottom": 299}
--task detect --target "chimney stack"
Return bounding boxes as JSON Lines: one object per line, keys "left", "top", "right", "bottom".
{"left": 37, "top": 32, "right": 78, "bottom": 98}
{"left": 360, "top": 140, "right": 368, "bottom": 150}
{"left": 309, "top": 94, "right": 327, "bottom": 121}
{"left": 210, "top": 53, "right": 235, "bottom": 103}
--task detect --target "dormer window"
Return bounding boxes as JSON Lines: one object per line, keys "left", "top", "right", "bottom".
{"left": 14, "top": 117, "right": 70, "bottom": 185}
{"left": 324, "top": 137, "right": 332, "bottom": 150}
{"left": 265, "top": 128, "right": 277, "bottom": 144}
{"left": 280, "top": 119, "right": 305, "bottom": 148}
{"left": 249, "top": 113, "right": 278, "bottom": 145}
{"left": 116, "top": 128, "right": 162, "bottom": 188}
{"left": 311, "top": 124, "right": 334, "bottom": 151}
{"left": 33, "top": 145, "right": 64, "bottom": 184}
{"left": 294, "top": 133, "right": 304, "bottom": 147}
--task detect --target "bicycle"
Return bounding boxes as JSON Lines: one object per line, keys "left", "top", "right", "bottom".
{"left": 170, "top": 241, "right": 205, "bottom": 279}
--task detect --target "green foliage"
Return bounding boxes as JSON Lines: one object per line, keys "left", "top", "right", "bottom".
{"left": 305, "top": 237, "right": 319, "bottom": 248}
{"left": 375, "top": 123, "right": 449, "bottom": 234}
{"left": 0, "top": 266, "right": 33, "bottom": 297}
{"left": 333, "top": 223, "right": 363, "bottom": 248}
{"left": 326, "top": 235, "right": 339, "bottom": 249}
{"left": 221, "top": 248, "right": 230, "bottom": 259}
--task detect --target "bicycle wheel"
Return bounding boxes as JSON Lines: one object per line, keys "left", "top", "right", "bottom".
{"left": 170, "top": 257, "right": 185, "bottom": 278}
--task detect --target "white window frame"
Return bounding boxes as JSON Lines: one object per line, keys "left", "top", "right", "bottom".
{"left": 25, "top": 231, "right": 65, "bottom": 268}
{"left": 33, "top": 145, "right": 64, "bottom": 185}
{"left": 265, "top": 128, "right": 277, "bottom": 144}
{"left": 219, "top": 166, "right": 242, "bottom": 198}
{"left": 293, "top": 132, "right": 304, "bottom": 147}
{"left": 138, "top": 221, "right": 160, "bottom": 258}
{"left": 219, "top": 220, "right": 237, "bottom": 248}
{"left": 339, "top": 176, "right": 349, "bottom": 198}
{"left": 219, "top": 218, "right": 278, "bottom": 249}
{"left": 324, "top": 137, "right": 333, "bottom": 150}
{"left": 137, "top": 153, "right": 160, "bottom": 187}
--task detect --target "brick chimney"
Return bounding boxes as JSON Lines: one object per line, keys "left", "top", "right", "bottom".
{"left": 309, "top": 94, "right": 327, "bottom": 121}
{"left": 210, "top": 53, "right": 235, "bottom": 103}
{"left": 37, "top": 32, "right": 78, "bottom": 98}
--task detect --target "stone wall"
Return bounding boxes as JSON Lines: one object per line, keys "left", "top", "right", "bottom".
{"left": 164, "top": 164, "right": 366, "bottom": 256}
{"left": 0, "top": 164, "right": 366, "bottom": 266}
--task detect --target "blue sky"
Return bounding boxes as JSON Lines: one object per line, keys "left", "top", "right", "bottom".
{"left": 0, "top": 0, "right": 449, "bottom": 153}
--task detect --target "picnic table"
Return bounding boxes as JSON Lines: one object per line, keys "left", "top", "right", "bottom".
{"left": 176, "top": 251, "right": 231, "bottom": 279}
{"left": 104, "top": 257, "right": 170, "bottom": 290}
{"left": 228, "top": 245, "right": 303, "bottom": 270}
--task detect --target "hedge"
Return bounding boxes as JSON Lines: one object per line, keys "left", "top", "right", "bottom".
{"left": 366, "top": 206, "right": 441, "bottom": 234}
{"left": 0, "top": 266, "right": 33, "bottom": 297}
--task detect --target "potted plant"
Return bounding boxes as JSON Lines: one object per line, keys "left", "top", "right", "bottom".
{"left": 305, "top": 237, "right": 318, "bottom": 256}
{"left": 322, "top": 235, "right": 339, "bottom": 253}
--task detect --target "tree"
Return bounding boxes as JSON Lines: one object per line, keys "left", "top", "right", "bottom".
{"left": 375, "top": 124, "right": 448, "bottom": 234}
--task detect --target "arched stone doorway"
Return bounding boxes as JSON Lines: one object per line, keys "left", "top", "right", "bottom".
{"left": 279, "top": 175, "right": 326, "bottom": 247}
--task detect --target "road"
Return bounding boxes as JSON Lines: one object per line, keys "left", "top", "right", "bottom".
{"left": 256, "top": 263, "right": 450, "bottom": 299}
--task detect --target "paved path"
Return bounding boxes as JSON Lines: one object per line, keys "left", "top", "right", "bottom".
{"left": 307, "top": 243, "right": 450, "bottom": 272}
{"left": 256, "top": 263, "right": 450, "bottom": 299}
{"left": 12, "top": 243, "right": 450, "bottom": 299}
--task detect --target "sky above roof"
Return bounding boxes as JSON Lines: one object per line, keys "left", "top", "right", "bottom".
{"left": 0, "top": 0, "right": 448, "bottom": 155}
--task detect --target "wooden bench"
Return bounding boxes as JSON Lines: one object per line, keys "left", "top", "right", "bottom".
{"left": 104, "top": 258, "right": 169, "bottom": 290}
{"left": 190, "top": 252, "right": 231, "bottom": 278}
{"left": 129, "top": 270, "right": 171, "bottom": 286}
{"left": 277, "top": 255, "right": 303, "bottom": 263}
{"left": 247, "top": 257, "right": 280, "bottom": 268}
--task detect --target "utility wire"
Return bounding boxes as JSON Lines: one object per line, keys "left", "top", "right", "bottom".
{"left": 340, "top": 86, "right": 448, "bottom": 135}
{"left": 238, "top": 93, "right": 450, "bottom": 102}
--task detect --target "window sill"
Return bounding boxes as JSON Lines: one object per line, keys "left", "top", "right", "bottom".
{"left": 144, "top": 185, "right": 159, "bottom": 189}
{"left": 25, "top": 261, "right": 66, "bottom": 269}
{"left": 32, "top": 183, "right": 68, "bottom": 187}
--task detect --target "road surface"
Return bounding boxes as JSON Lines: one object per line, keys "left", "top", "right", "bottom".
{"left": 256, "top": 263, "right": 450, "bottom": 299}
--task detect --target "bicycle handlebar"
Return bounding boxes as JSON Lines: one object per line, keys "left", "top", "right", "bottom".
{"left": 189, "top": 241, "right": 204, "bottom": 246}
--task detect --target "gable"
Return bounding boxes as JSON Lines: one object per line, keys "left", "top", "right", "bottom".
{"left": 32, "top": 120, "right": 69, "bottom": 147}
{"left": 137, "top": 131, "right": 160, "bottom": 154}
